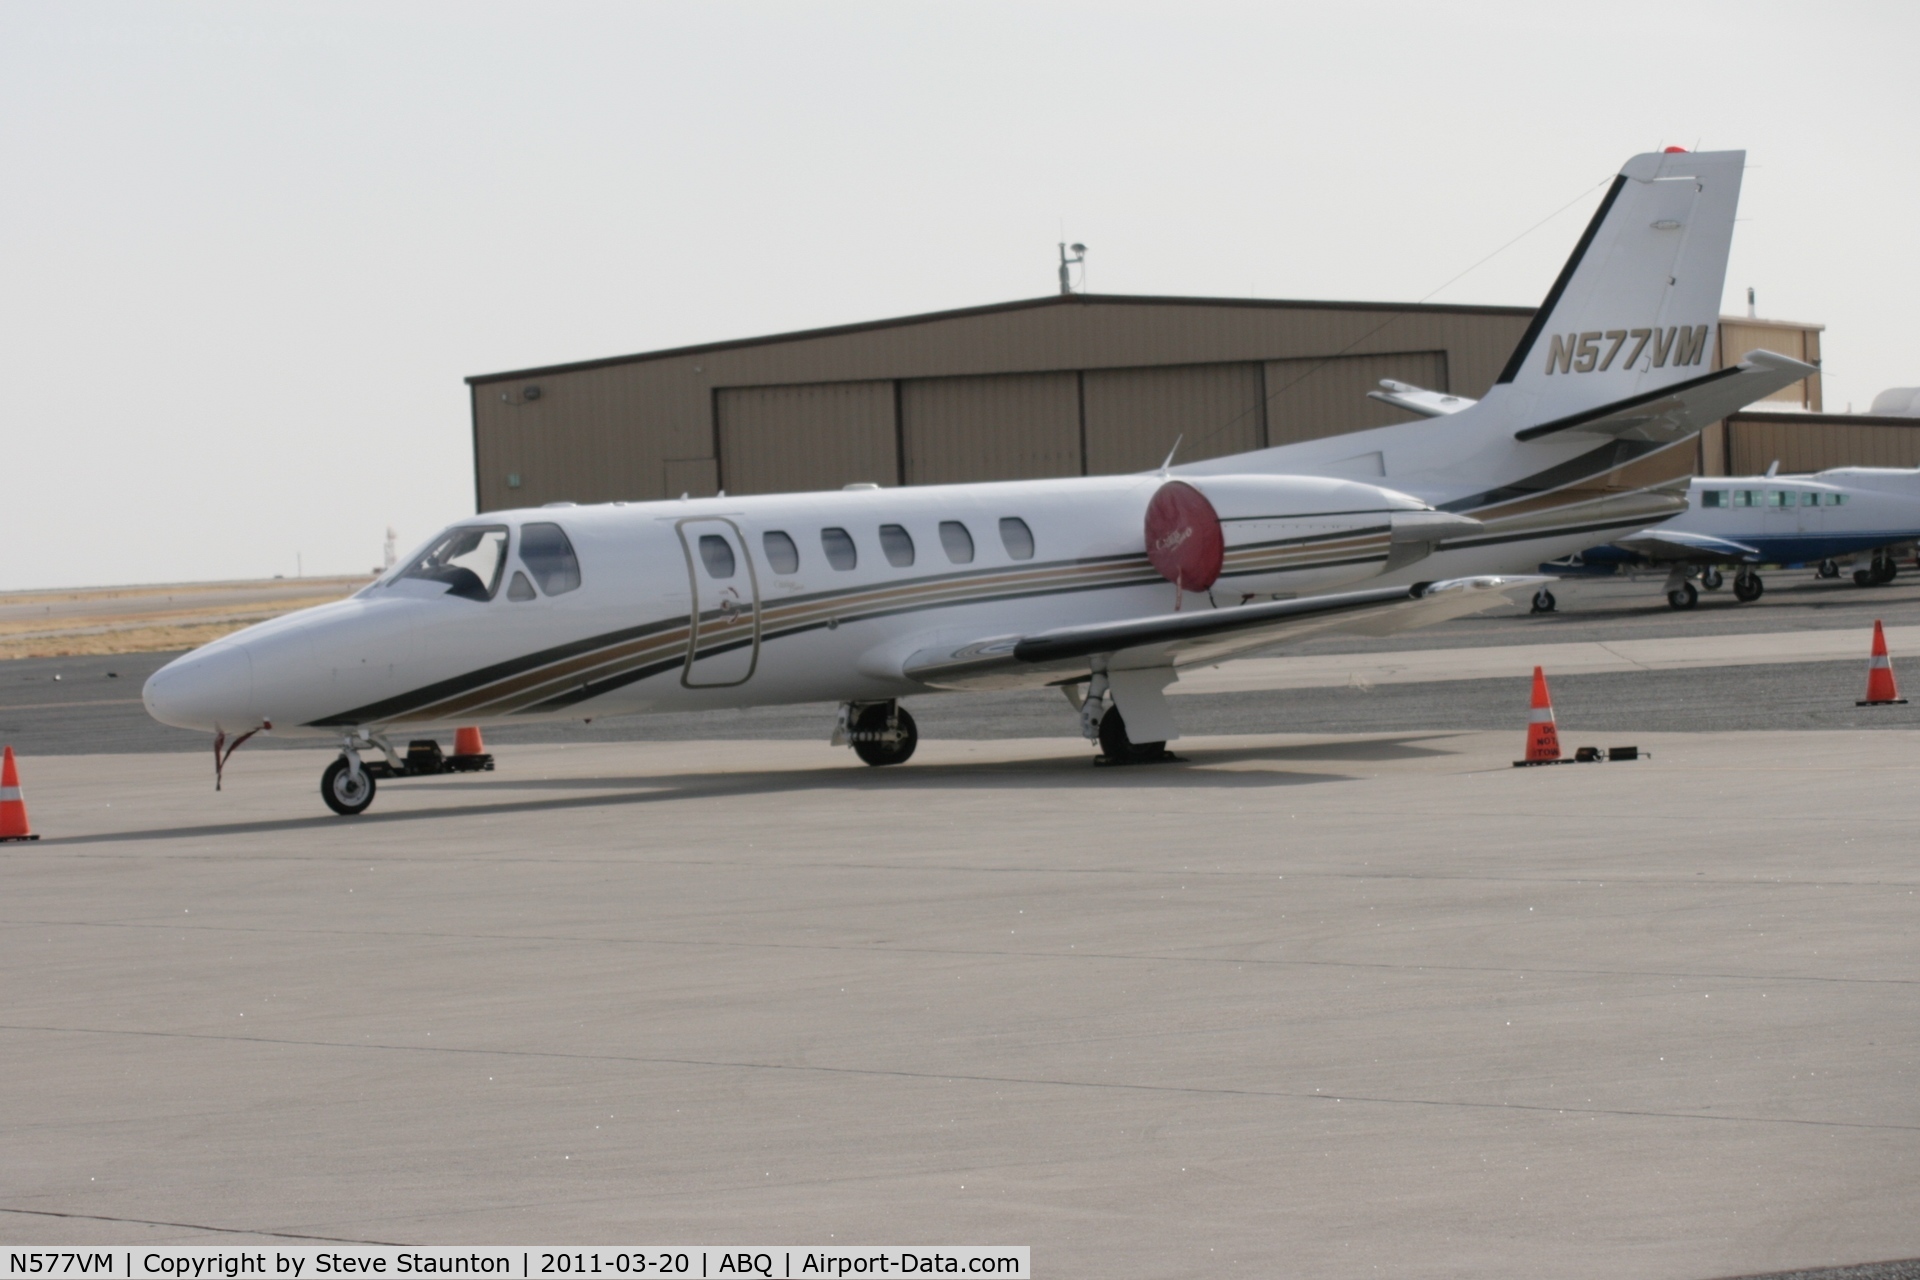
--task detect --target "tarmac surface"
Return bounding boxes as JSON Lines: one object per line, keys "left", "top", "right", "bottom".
{"left": 2, "top": 732, "right": 1917, "bottom": 1277}
{"left": 3, "top": 569, "right": 1919, "bottom": 1276}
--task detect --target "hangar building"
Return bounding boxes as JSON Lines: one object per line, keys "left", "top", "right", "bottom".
{"left": 465, "top": 294, "right": 1838, "bottom": 512}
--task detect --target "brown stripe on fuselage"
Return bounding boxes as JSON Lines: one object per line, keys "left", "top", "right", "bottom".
{"left": 1465, "top": 438, "right": 1694, "bottom": 524}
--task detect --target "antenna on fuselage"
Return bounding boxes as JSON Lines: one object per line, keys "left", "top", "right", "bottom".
{"left": 1766, "top": 459, "right": 1780, "bottom": 477}
{"left": 1158, "top": 435, "right": 1184, "bottom": 477}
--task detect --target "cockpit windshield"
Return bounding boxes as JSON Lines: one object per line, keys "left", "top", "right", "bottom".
{"left": 395, "top": 525, "right": 510, "bottom": 601}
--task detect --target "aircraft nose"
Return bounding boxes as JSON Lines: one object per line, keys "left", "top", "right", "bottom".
{"left": 143, "top": 642, "right": 256, "bottom": 732}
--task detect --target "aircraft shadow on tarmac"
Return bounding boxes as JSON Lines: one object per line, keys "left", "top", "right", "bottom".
{"left": 51, "top": 735, "right": 1458, "bottom": 847}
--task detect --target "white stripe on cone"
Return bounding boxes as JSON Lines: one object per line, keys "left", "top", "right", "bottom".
{"left": 1529, "top": 708, "right": 1555, "bottom": 722}
{"left": 0, "top": 787, "right": 20, "bottom": 802}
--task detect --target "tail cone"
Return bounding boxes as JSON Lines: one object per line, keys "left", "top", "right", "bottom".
{"left": 1858, "top": 620, "right": 1908, "bottom": 706}
{"left": 1, "top": 746, "right": 39, "bottom": 842}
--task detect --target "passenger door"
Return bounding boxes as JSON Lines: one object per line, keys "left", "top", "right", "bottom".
{"left": 676, "top": 518, "right": 761, "bottom": 687}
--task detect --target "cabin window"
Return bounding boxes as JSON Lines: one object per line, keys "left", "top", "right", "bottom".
{"left": 1733, "top": 490, "right": 1760, "bottom": 507}
{"left": 697, "top": 534, "right": 736, "bottom": 579}
{"left": 879, "top": 524, "right": 915, "bottom": 567}
{"left": 518, "top": 521, "right": 582, "bottom": 595}
{"left": 1801, "top": 491, "right": 1820, "bottom": 506}
{"left": 507, "top": 571, "right": 536, "bottom": 602}
{"left": 1825, "top": 492, "right": 1848, "bottom": 506}
{"left": 397, "top": 525, "right": 509, "bottom": 602}
{"left": 1768, "top": 490, "right": 1800, "bottom": 507}
{"left": 821, "top": 527, "right": 858, "bottom": 571}
{"left": 762, "top": 530, "right": 800, "bottom": 575}
{"left": 999, "top": 517, "right": 1035, "bottom": 561}
{"left": 939, "top": 520, "right": 975, "bottom": 563}
{"left": 1701, "top": 490, "right": 1726, "bottom": 508}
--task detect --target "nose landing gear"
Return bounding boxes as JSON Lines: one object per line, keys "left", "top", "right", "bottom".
{"left": 321, "top": 754, "right": 376, "bottom": 816}
{"left": 319, "top": 733, "right": 496, "bottom": 815}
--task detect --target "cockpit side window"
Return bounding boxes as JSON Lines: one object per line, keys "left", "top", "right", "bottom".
{"left": 396, "top": 525, "right": 509, "bottom": 601}
{"left": 519, "top": 521, "right": 582, "bottom": 595}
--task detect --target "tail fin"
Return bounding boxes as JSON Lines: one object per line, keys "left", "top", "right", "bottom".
{"left": 1490, "top": 149, "right": 1744, "bottom": 421}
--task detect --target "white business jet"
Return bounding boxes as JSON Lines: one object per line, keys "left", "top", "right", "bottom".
{"left": 145, "top": 147, "right": 1810, "bottom": 814}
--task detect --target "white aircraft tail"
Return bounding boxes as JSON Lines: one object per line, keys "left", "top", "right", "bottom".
{"left": 1485, "top": 148, "right": 1744, "bottom": 423}
{"left": 1182, "top": 147, "right": 1820, "bottom": 559}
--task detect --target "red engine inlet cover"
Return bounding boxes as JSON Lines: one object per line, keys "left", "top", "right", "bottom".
{"left": 1144, "top": 480, "right": 1224, "bottom": 592}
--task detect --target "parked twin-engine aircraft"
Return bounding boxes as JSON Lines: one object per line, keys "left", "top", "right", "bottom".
{"left": 1575, "top": 466, "right": 1920, "bottom": 608}
{"left": 145, "top": 146, "right": 1812, "bottom": 814}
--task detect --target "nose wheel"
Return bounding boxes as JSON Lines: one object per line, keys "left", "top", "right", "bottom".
{"left": 321, "top": 756, "right": 376, "bottom": 816}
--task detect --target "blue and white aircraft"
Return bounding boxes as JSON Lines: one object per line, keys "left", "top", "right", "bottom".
{"left": 1589, "top": 466, "right": 1920, "bottom": 608}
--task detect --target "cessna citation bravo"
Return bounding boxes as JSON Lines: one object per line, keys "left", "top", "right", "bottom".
{"left": 145, "top": 146, "right": 1813, "bottom": 814}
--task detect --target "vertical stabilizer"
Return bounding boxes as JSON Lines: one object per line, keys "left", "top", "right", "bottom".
{"left": 1491, "top": 148, "right": 1744, "bottom": 420}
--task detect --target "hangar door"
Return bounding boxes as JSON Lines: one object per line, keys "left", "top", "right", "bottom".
{"left": 1081, "top": 362, "right": 1266, "bottom": 475}
{"left": 1263, "top": 351, "right": 1450, "bottom": 447}
{"left": 717, "top": 380, "right": 898, "bottom": 495}
{"left": 900, "top": 372, "right": 1081, "bottom": 485}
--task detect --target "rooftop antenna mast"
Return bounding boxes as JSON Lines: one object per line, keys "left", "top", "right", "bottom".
{"left": 1058, "top": 241, "right": 1086, "bottom": 295}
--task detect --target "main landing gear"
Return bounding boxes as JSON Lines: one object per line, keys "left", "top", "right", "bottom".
{"left": 321, "top": 735, "right": 495, "bottom": 816}
{"left": 1072, "top": 673, "right": 1177, "bottom": 765}
{"left": 836, "top": 700, "right": 919, "bottom": 766}
{"left": 1853, "top": 550, "right": 1900, "bottom": 587}
{"left": 1530, "top": 587, "right": 1556, "bottom": 614}
{"left": 1733, "top": 568, "right": 1765, "bottom": 602}
{"left": 1700, "top": 567, "right": 1725, "bottom": 590}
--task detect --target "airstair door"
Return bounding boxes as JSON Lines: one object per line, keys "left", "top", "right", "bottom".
{"left": 676, "top": 518, "right": 761, "bottom": 688}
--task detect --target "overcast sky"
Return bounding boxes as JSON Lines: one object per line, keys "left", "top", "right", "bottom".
{"left": 3, "top": 1, "right": 1914, "bottom": 590}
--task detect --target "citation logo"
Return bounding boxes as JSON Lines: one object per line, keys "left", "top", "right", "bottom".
{"left": 1545, "top": 324, "right": 1710, "bottom": 374}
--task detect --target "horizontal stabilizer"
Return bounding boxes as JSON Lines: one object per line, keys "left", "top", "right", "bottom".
{"left": 901, "top": 575, "right": 1541, "bottom": 692}
{"left": 1368, "top": 380, "right": 1477, "bottom": 419}
{"left": 1515, "top": 349, "right": 1817, "bottom": 444}
{"left": 1613, "top": 527, "right": 1762, "bottom": 564}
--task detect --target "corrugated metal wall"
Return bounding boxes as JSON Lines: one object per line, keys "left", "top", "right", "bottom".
{"left": 717, "top": 380, "right": 897, "bottom": 494}
{"left": 1262, "top": 351, "right": 1449, "bottom": 447}
{"left": 900, "top": 372, "right": 1081, "bottom": 484}
{"left": 1727, "top": 415, "right": 1920, "bottom": 473}
{"left": 1081, "top": 362, "right": 1265, "bottom": 473}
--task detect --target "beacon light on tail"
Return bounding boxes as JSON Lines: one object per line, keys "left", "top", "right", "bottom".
{"left": 145, "top": 147, "right": 1801, "bottom": 815}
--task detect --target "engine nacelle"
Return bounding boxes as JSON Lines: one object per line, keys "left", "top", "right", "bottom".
{"left": 1145, "top": 474, "right": 1481, "bottom": 601}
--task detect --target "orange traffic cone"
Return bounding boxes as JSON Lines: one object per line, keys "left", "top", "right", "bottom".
{"left": 1515, "top": 666, "right": 1564, "bottom": 766}
{"left": 454, "top": 725, "right": 485, "bottom": 756}
{"left": 1857, "top": 620, "right": 1908, "bottom": 706}
{"left": 1, "top": 746, "right": 39, "bottom": 842}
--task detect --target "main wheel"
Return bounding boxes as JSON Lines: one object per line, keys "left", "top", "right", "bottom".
{"left": 1874, "top": 557, "right": 1898, "bottom": 584}
{"left": 1819, "top": 559, "right": 1840, "bottom": 579}
{"left": 1530, "top": 588, "right": 1557, "bottom": 614}
{"left": 1700, "top": 567, "right": 1724, "bottom": 590}
{"left": 850, "top": 704, "right": 918, "bottom": 766}
{"left": 1667, "top": 582, "right": 1698, "bottom": 610}
{"left": 1097, "top": 704, "right": 1166, "bottom": 763}
{"left": 1733, "top": 572, "right": 1764, "bottom": 603}
{"left": 321, "top": 757, "right": 376, "bottom": 816}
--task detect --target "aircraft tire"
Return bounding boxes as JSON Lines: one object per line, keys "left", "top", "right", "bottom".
{"left": 1700, "top": 568, "right": 1724, "bottom": 590}
{"left": 1819, "top": 559, "right": 1840, "bottom": 579}
{"left": 321, "top": 757, "right": 376, "bottom": 816}
{"left": 1733, "top": 572, "right": 1764, "bottom": 603}
{"left": 1097, "top": 704, "right": 1166, "bottom": 764}
{"left": 1530, "top": 588, "right": 1556, "bottom": 614}
{"left": 1854, "top": 569, "right": 1874, "bottom": 587}
{"left": 850, "top": 704, "right": 917, "bottom": 766}
{"left": 1667, "top": 583, "right": 1698, "bottom": 610}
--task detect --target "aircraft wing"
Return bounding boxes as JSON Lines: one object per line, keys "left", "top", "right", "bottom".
{"left": 900, "top": 575, "right": 1541, "bottom": 692}
{"left": 1514, "top": 349, "right": 1818, "bottom": 444}
{"left": 1612, "top": 527, "right": 1763, "bottom": 564}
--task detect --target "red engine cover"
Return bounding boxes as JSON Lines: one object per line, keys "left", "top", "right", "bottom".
{"left": 1144, "top": 480, "right": 1224, "bottom": 592}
